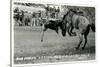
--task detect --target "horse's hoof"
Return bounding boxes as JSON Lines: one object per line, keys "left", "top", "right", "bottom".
{"left": 82, "top": 47, "right": 85, "bottom": 50}
{"left": 69, "top": 33, "right": 76, "bottom": 36}
{"left": 73, "top": 33, "right": 77, "bottom": 36}
{"left": 41, "top": 40, "right": 43, "bottom": 42}
{"left": 68, "top": 33, "right": 72, "bottom": 36}
{"left": 72, "top": 34, "right": 76, "bottom": 36}
{"left": 71, "top": 33, "right": 77, "bottom": 36}
{"left": 70, "top": 34, "right": 73, "bottom": 36}
{"left": 75, "top": 47, "right": 79, "bottom": 50}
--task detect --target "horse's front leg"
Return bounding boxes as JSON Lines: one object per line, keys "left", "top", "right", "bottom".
{"left": 55, "top": 27, "right": 59, "bottom": 34}
{"left": 41, "top": 28, "right": 47, "bottom": 42}
{"left": 41, "top": 30, "right": 44, "bottom": 42}
{"left": 70, "top": 25, "right": 76, "bottom": 36}
{"left": 67, "top": 23, "right": 75, "bottom": 36}
{"left": 76, "top": 34, "right": 83, "bottom": 50}
{"left": 67, "top": 24, "right": 72, "bottom": 36}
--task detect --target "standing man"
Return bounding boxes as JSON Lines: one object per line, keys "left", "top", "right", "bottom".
{"left": 52, "top": 6, "right": 56, "bottom": 18}
{"left": 31, "top": 12, "right": 36, "bottom": 26}
{"left": 56, "top": 6, "right": 60, "bottom": 19}
{"left": 45, "top": 5, "right": 50, "bottom": 18}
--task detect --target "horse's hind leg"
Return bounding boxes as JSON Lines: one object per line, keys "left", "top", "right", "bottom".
{"left": 76, "top": 34, "right": 83, "bottom": 50}
{"left": 82, "top": 35, "right": 87, "bottom": 50}
{"left": 82, "top": 25, "right": 90, "bottom": 50}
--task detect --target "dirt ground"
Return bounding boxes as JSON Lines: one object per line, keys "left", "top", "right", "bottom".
{"left": 14, "top": 26, "right": 95, "bottom": 64}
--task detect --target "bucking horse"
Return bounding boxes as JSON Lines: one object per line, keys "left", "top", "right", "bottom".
{"left": 62, "top": 9, "right": 95, "bottom": 50}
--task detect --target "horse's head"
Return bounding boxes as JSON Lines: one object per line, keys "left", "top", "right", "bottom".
{"left": 59, "top": 21, "right": 67, "bottom": 37}
{"left": 68, "top": 9, "right": 77, "bottom": 16}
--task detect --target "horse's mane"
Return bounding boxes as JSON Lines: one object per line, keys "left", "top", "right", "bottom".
{"left": 62, "top": 12, "right": 69, "bottom": 20}
{"left": 69, "top": 9, "right": 77, "bottom": 14}
{"left": 62, "top": 9, "right": 77, "bottom": 20}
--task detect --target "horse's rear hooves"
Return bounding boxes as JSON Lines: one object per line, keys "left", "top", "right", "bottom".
{"left": 71, "top": 33, "right": 77, "bottom": 36}
{"left": 69, "top": 34, "right": 76, "bottom": 37}
{"left": 82, "top": 47, "right": 85, "bottom": 50}
{"left": 75, "top": 47, "right": 79, "bottom": 50}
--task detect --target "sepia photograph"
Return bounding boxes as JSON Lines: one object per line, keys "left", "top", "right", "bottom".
{"left": 11, "top": 0, "right": 95, "bottom": 66}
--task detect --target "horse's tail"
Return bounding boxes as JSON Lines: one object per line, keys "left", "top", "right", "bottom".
{"left": 89, "top": 23, "right": 95, "bottom": 32}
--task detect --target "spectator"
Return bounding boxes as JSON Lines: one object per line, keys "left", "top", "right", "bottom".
{"left": 38, "top": 11, "right": 41, "bottom": 17}
{"left": 52, "top": 6, "right": 56, "bottom": 18}
{"left": 32, "top": 12, "right": 35, "bottom": 18}
{"left": 50, "top": 7, "right": 53, "bottom": 18}
{"left": 14, "top": 7, "right": 19, "bottom": 13}
{"left": 45, "top": 5, "right": 50, "bottom": 16}
{"left": 56, "top": 7, "right": 60, "bottom": 18}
